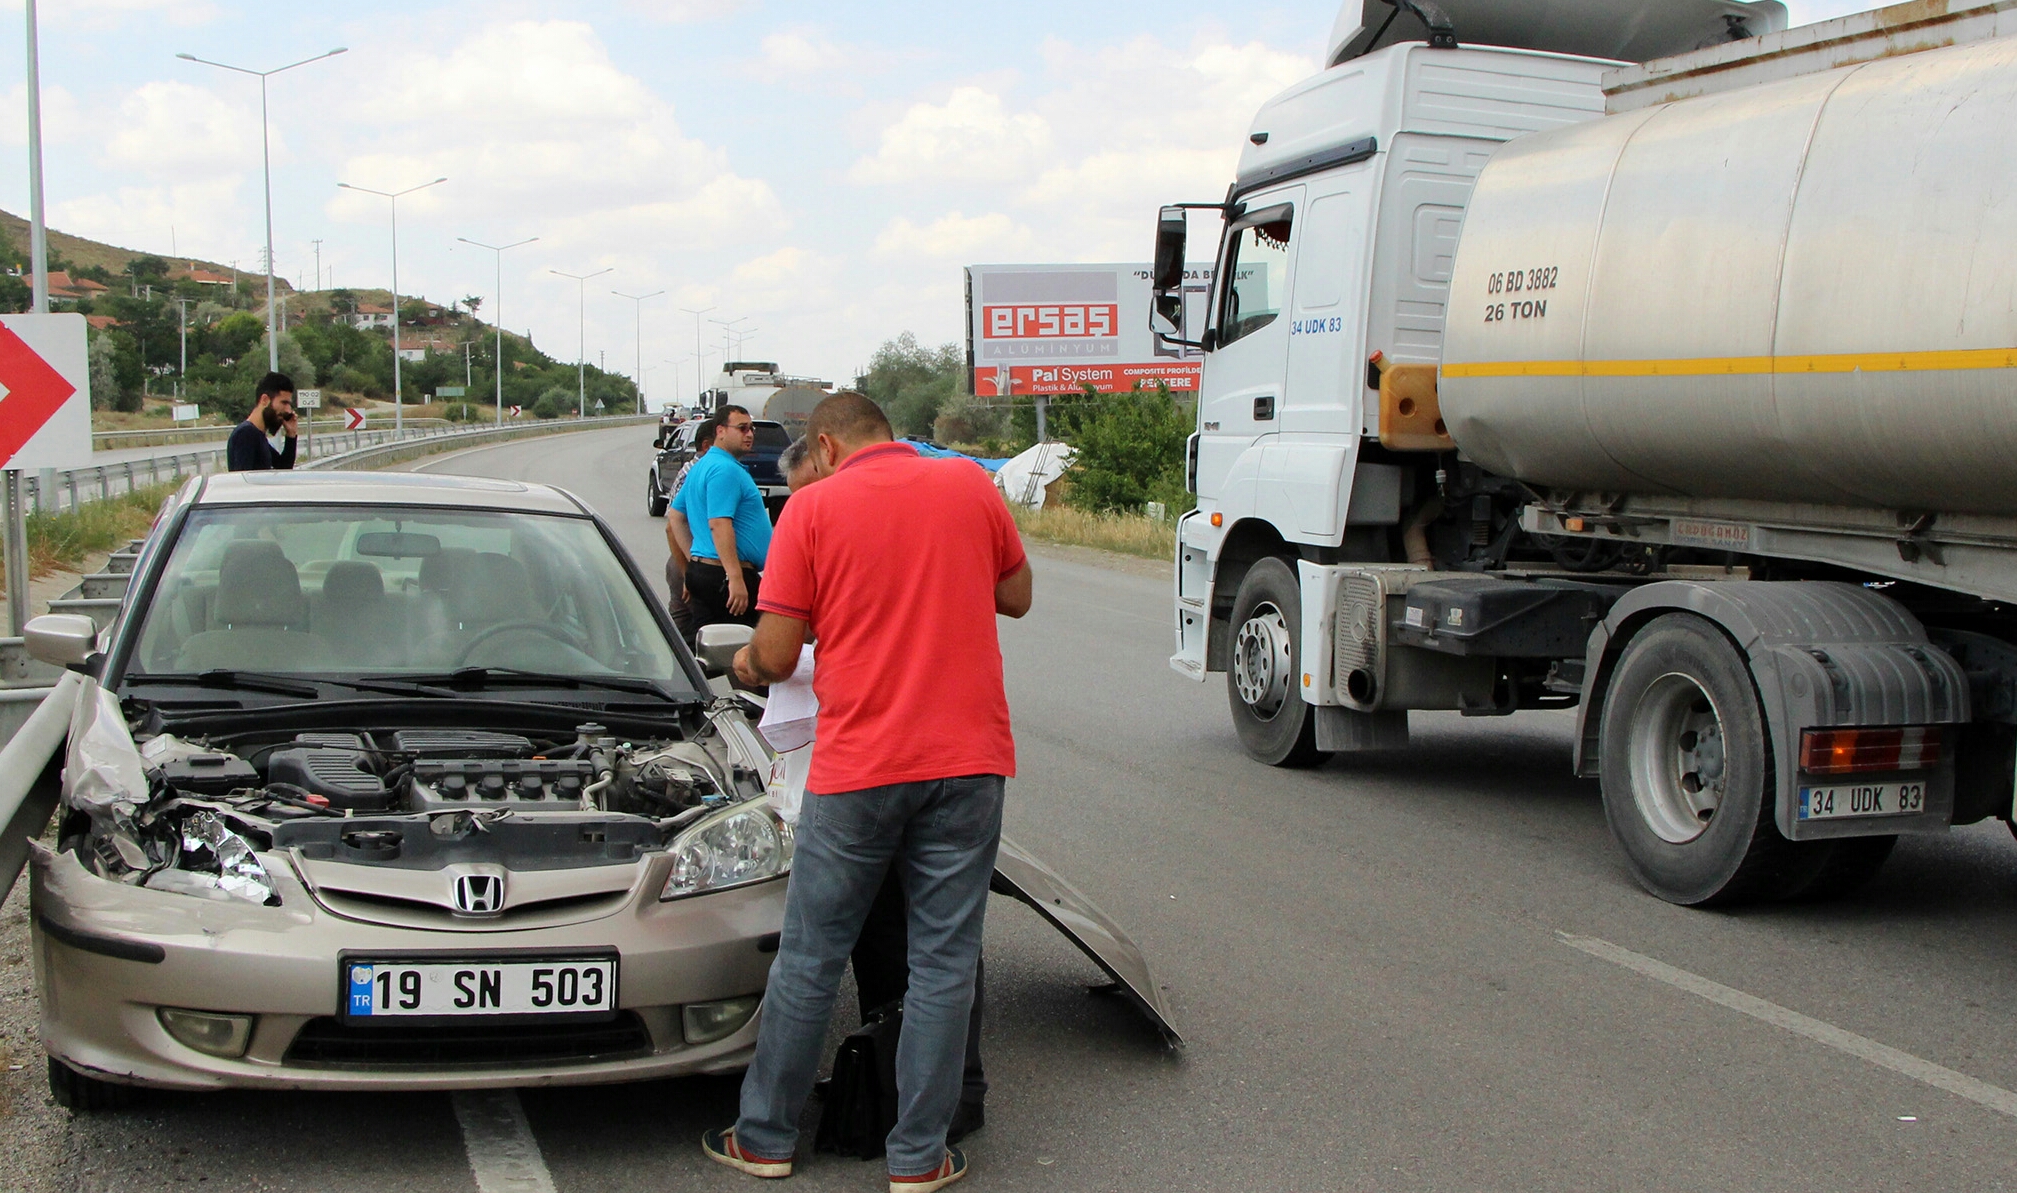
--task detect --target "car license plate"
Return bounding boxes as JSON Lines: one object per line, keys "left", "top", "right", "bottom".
{"left": 1797, "top": 780, "right": 1928, "bottom": 820}
{"left": 344, "top": 957, "right": 616, "bottom": 1019}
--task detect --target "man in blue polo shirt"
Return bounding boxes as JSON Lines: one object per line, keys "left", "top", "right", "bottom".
{"left": 670, "top": 404, "right": 771, "bottom": 634}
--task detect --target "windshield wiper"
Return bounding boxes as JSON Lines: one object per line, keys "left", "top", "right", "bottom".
{"left": 125, "top": 670, "right": 320, "bottom": 699}
{"left": 381, "top": 667, "right": 686, "bottom": 701}
{"left": 125, "top": 671, "right": 456, "bottom": 700}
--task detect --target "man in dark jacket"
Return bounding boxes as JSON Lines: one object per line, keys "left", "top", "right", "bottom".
{"left": 227, "top": 372, "right": 299, "bottom": 471}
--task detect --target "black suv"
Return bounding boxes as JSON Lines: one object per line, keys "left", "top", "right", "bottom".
{"left": 647, "top": 419, "right": 793, "bottom": 520}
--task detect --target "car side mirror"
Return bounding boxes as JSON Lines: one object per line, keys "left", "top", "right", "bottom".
{"left": 695, "top": 623, "right": 754, "bottom": 675}
{"left": 24, "top": 613, "right": 100, "bottom": 669}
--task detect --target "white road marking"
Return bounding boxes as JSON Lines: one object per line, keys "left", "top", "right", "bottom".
{"left": 1560, "top": 932, "right": 2017, "bottom": 1119}
{"left": 451, "top": 1089, "right": 559, "bottom": 1193}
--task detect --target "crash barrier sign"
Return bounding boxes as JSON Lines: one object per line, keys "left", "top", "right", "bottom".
{"left": 0, "top": 314, "right": 91, "bottom": 471}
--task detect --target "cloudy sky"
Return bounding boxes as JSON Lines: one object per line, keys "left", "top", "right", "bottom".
{"left": 3, "top": 0, "right": 1873, "bottom": 400}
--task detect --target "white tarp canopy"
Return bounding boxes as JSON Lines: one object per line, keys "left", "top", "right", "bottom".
{"left": 994, "top": 442, "right": 1076, "bottom": 510}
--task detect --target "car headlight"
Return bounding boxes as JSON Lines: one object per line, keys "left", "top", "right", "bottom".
{"left": 140, "top": 811, "right": 281, "bottom": 907}
{"left": 660, "top": 802, "right": 792, "bottom": 900}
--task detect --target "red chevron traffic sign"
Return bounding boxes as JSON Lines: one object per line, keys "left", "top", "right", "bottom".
{"left": 0, "top": 314, "right": 90, "bottom": 471}
{"left": 345, "top": 407, "right": 367, "bottom": 431}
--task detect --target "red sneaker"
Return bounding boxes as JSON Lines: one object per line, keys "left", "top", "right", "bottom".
{"left": 702, "top": 1126, "right": 793, "bottom": 1179}
{"left": 890, "top": 1145, "right": 967, "bottom": 1192}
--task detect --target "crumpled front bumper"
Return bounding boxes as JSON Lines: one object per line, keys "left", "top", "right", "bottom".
{"left": 28, "top": 841, "right": 786, "bottom": 1091}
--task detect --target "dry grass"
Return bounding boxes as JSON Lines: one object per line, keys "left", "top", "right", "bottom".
{"left": 0, "top": 483, "right": 177, "bottom": 586}
{"left": 1011, "top": 503, "right": 1177, "bottom": 561}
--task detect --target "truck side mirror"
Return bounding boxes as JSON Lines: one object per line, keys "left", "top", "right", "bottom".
{"left": 1152, "top": 206, "right": 1188, "bottom": 291}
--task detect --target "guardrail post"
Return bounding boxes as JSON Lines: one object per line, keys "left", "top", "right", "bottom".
{"left": 66, "top": 472, "right": 78, "bottom": 511}
{"left": 97, "top": 466, "right": 108, "bottom": 500}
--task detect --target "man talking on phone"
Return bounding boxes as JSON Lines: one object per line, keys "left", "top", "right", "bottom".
{"left": 227, "top": 372, "right": 300, "bottom": 472}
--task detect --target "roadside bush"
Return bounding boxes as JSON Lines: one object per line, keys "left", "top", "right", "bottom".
{"left": 531, "top": 387, "right": 572, "bottom": 420}
{"left": 1063, "top": 385, "right": 1192, "bottom": 514}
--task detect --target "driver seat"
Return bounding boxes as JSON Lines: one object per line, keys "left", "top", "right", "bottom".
{"left": 450, "top": 553, "right": 539, "bottom": 631}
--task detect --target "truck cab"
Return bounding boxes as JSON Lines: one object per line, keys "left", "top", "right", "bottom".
{"left": 1162, "top": 38, "right": 1611, "bottom": 756}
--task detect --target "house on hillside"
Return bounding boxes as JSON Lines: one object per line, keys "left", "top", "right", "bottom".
{"left": 347, "top": 303, "right": 394, "bottom": 331}
{"left": 46, "top": 271, "right": 110, "bottom": 305}
{"left": 397, "top": 338, "right": 457, "bottom": 363}
{"left": 85, "top": 315, "right": 124, "bottom": 330}
{"left": 172, "top": 265, "right": 234, "bottom": 288}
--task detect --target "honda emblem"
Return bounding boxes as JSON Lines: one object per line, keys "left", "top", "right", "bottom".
{"left": 452, "top": 873, "right": 505, "bottom": 915}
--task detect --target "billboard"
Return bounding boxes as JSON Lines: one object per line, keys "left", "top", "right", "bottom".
{"left": 964, "top": 263, "right": 1214, "bottom": 397}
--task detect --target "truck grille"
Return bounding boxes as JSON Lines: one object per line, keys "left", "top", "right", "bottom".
{"left": 285, "top": 1012, "right": 653, "bottom": 1069}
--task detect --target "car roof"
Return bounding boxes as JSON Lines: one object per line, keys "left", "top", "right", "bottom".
{"left": 188, "top": 470, "right": 588, "bottom": 515}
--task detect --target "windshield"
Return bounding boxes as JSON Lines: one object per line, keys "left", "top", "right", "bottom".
{"left": 125, "top": 504, "right": 690, "bottom": 690}
{"left": 753, "top": 423, "right": 791, "bottom": 449}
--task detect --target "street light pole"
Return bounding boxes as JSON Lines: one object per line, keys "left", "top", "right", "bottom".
{"left": 552, "top": 268, "right": 612, "bottom": 418}
{"left": 457, "top": 236, "right": 537, "bottom": 428}
{"left": 177, "top": 46, "right": 347, "bottom": 373}
{"left": 337, "top": 177, "right": 447, "bottom": 439}
{"left": 679, "top": 307, "right": 715, "bottom": 412}
{"left": 612, "top": 289, "right": 664, "bottom": 415}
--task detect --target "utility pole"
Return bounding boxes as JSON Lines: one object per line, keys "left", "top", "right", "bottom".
{"left": 177, "top": 46, "right": 348, "bottom": 371}
{"left": 174, "top": 298, "right": 192, "bottom": 397}
{"left": 680, "top": 306, "right": 714, "bottom": 412}
{"left": 551, "top": 268, "right": 612, "bottom": 417}
{"left": 613, "top": 289, "right": 664, "bottom": 415}
{"left": 457, "top": 235, "right": 537, "bottom": 428}
{"left": 463, "top": 340, "right": 474, "bottom": 388}
{"left": 9, "top": 0, "right": 49, "bottom": 632}
{"left": 338, "top": 176, "right": 447, "bottom": 439}
{"left": 311, "top": 238, "right": 323, "bottom": 291}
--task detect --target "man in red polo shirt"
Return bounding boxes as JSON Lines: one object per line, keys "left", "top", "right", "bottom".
{"left": 703, "top": 393, "right": 1031, "bottom": 1192}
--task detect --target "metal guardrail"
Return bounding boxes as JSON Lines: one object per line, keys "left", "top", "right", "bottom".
{"left": 303, "top": 413, "right": 655, "bottom": 473}
{"left": 92, "top": 418, "right": 454, "bottom": 450}
{"left": 29, "top": 415, "right": 651, "bottom": 515}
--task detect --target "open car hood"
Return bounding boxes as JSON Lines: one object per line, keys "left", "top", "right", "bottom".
{"left": 993, "top": 836, "right": 1182, "bottom": 1047}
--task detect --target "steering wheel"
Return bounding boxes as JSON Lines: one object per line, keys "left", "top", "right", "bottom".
{"left": 453, "top": 620, "right": 590, "bottom": 666}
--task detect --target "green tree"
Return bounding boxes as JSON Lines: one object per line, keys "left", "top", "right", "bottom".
{"left": 857, "top": 332, "right": 964, "bottom": 438}
{"left": 1063, "top": 385, "right": 1193, "bottom": 514}
{"left": 87, "top": 332, "right": 120, "bottom": 410}
{"left": 0, "top": 273, "right": 27, "bottom": 314}
{"left": 207, "top": 312, "right": 266, "bottom": 363}
{"left": 531, "top": 387, "right": 573, "bottom": 419}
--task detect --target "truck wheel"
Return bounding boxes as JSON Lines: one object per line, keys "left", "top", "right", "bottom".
{"left": 1599, "top": 613, "right": 1827, "bottom": 905}
{"left": 47, "top": 1057, "right": 135, "bottom": 1112}
{"left": 1226, "top": 557, "right": 1326, "bottom": 767}
{"left": 647, "top": 473, "right": 668, "bottom": 518}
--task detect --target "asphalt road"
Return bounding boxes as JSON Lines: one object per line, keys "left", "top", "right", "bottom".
{"left": 11, "top": 423, "right": 2017, "bottom": 1191}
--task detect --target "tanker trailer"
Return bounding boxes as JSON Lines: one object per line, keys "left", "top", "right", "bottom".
{"left": 1158, "top": 0, "right": 2017, "bottom": 906}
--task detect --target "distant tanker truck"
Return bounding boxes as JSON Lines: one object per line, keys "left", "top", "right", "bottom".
{"left": 1158, "top": 0, "right": 2017, "bottom": 904}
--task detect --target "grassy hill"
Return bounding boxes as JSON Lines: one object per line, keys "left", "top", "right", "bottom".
{"left": 0, "top": 207, "right": 291, "bottom": 291}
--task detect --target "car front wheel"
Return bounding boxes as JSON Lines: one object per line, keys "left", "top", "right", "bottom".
{"left": 647, "top": 472, "right": 668, "bottom": 517}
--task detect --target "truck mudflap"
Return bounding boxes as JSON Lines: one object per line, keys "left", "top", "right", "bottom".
{"left": 1576, "top": 580, "right": 1971, "bottom": 841}
{"left": 992, "top": 836, "right": 1183, "bottom": 1047}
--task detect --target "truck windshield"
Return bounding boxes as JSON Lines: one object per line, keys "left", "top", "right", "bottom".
{"left": 1220, "top": 214, "right": 1292, "bottom": 347}
{"left": 124, "top": 504, "right": 689, "bottom": 689}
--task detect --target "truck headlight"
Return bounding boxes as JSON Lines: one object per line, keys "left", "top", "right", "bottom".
{"left": 661, "top": 803, "right": 791, "bottom": 900}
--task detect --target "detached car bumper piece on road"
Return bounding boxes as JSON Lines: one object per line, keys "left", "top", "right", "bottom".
{"left": 23, "top": 470, "right": 1175, "bottom": 1108}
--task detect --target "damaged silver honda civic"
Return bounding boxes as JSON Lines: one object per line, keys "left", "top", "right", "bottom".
{"left": 21, "top": 471, "right": 1175, "bottom": 1110}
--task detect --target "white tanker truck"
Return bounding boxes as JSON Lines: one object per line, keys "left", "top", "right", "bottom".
{"left": 1157, "top": 0, "right": 2017, "bottom": 905}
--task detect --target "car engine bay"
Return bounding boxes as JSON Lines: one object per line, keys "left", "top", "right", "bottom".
{"left": 65, "top": 716, "right": 778, "bottom": 905}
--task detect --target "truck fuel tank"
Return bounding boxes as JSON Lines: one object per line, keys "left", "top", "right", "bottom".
{"left": 1439, "top": 34, "right": 2017, "bottom": 517}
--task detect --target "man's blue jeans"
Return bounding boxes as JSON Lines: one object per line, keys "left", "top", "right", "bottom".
{"left": 735, "top": 774, "right": 1004, "bottom": 1176}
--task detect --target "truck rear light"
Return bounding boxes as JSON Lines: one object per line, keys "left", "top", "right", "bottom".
{"left": 1798, "top": 726, "right": 1941, "bottom": 776}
